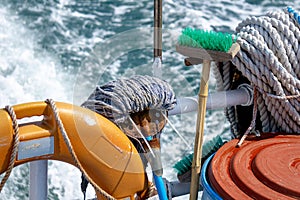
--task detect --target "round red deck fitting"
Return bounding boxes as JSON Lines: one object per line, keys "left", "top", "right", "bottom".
{"left": 208, "top": 134, "right": 300, "bottom": 199}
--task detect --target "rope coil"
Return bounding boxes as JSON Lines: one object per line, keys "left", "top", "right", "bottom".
{"left": 216, "top": 7, "right": 300, "bottom": 137}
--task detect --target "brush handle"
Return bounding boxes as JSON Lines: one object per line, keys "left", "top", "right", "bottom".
{"left": 190, "top": 59, "right": 211, "bottom": 200}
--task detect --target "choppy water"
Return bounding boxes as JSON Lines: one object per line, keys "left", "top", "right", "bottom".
{"left": 0, "top": 0, "right": 299, "bottom": 199}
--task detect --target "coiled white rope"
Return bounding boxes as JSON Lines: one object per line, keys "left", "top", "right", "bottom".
{"left": 218, "top": 7, "right": 300, "bottom": 137}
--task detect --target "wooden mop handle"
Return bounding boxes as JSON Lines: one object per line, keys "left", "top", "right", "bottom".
{"left": 189, "top": 59, "right": 211, "bottom": 200}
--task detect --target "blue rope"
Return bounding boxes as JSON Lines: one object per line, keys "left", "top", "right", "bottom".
{"left": 287, "top": 6, "right": 300, "bottom": 24}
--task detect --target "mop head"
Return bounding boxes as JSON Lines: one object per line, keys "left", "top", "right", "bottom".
{"left": 81, "top": 75, "right": 177, "bottom": 125}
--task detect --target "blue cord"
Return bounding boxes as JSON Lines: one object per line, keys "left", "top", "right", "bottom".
{"left": 153, "top": 173, "right": 168, "bottom": 200}
{"left": 287, "top": 6, "right": 300, "bottom": 24}
{"left": 145, "top": 135, "right": 153, "bottom": 141}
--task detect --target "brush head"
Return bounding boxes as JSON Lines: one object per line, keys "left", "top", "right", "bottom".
{"left": 173, "top": 135, "right": 225, "bottom": 176}
{"left": 173, "top": 153, "right": 194, "bottom": 176}
{"left": 178, "top": 28, "right": 236, "bottom": 52}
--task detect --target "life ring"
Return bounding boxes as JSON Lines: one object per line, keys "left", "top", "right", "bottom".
{"left": 0, "top": 101, "right": 147, "bottom": 199}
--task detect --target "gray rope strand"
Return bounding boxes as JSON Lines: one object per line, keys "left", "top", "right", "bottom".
{"left": 220, "top": 62, "right": 239, "bottom": 138}
{"left": 212, "top": 63, "right": 224, "bottom": 92}
{"left": 236, "top": 87, "right": 259, "bottom": 147}
{"left": 0, "top": 106, "right": 20, "bottom": 192}
{"left": 214, "top": 61, "right": 240, "bottom": 138}
{"left": 45, "top": 99, "right": 116, "bottom": 200}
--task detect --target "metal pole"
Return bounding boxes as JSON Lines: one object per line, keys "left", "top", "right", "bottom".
{"left": 154, "top": 0, "right": 162, "bottom": 59}
{"left": 30, "top": 160, "right": 48, "bottom": 200}
{"left": 153, "top": 2, "right": 169, "bottom": 199}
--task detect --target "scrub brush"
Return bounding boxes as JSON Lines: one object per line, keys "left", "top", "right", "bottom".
{"left": 178, "top": 27, "right": 235, "bottom": 52}
{"left": 173, "top": 135, "right": 225, "bottom": 182}
{"left": 175, "top": 27, "right": 240, "bottom": 199}
{"left": 176, "top": 27, "right": 239, "bottom": 63}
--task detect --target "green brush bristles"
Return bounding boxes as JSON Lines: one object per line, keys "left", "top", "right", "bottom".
{"left": 173, "top": 135, "right": 225, "bottom": 176}
{"left": 178, "top": 27, "right": 235, "bottom": 52}
{"left": 173, "top": 153, "right": 194, "bottom": 176}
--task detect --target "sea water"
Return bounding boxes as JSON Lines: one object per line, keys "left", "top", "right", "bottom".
{"left": 0, "top": 0, "right": 299, "bottom": 199}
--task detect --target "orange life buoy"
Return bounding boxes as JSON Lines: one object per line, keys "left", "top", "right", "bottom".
{"left": 0, "top": 101, "right": 147, "bottom": 199}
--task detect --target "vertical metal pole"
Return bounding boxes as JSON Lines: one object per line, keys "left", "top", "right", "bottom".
{"left": 154, "top": 0, "right": 162, "bottom": 59}
{"left": 30, "top": 160, "right": 48, "bottom": 200}
{"left": 153, "top": 3, "right": 169, "bottom": 199}
{"left": 189, "top": 60, "right": 211, "bottom": 200}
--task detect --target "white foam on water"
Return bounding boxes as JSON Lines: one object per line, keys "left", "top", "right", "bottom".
{"left": 0, "top": 6, "right": 90, "bottom": 200}
{"left": 0, "top": 9, "right": 69, "bottom": 106}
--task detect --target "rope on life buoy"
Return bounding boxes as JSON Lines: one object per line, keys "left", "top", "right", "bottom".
{"left": 0, "top": 106, "right": 20, "bottom": 192}
{"left": 45, "top": 99, "right": 116, "bottom": 200}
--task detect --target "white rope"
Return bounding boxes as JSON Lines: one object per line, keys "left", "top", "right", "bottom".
{"left": 0, "top": 106, "right": 20, "bottom": 192}
{"left": 45, "top": 99, "right": 116, "bottom": 200}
